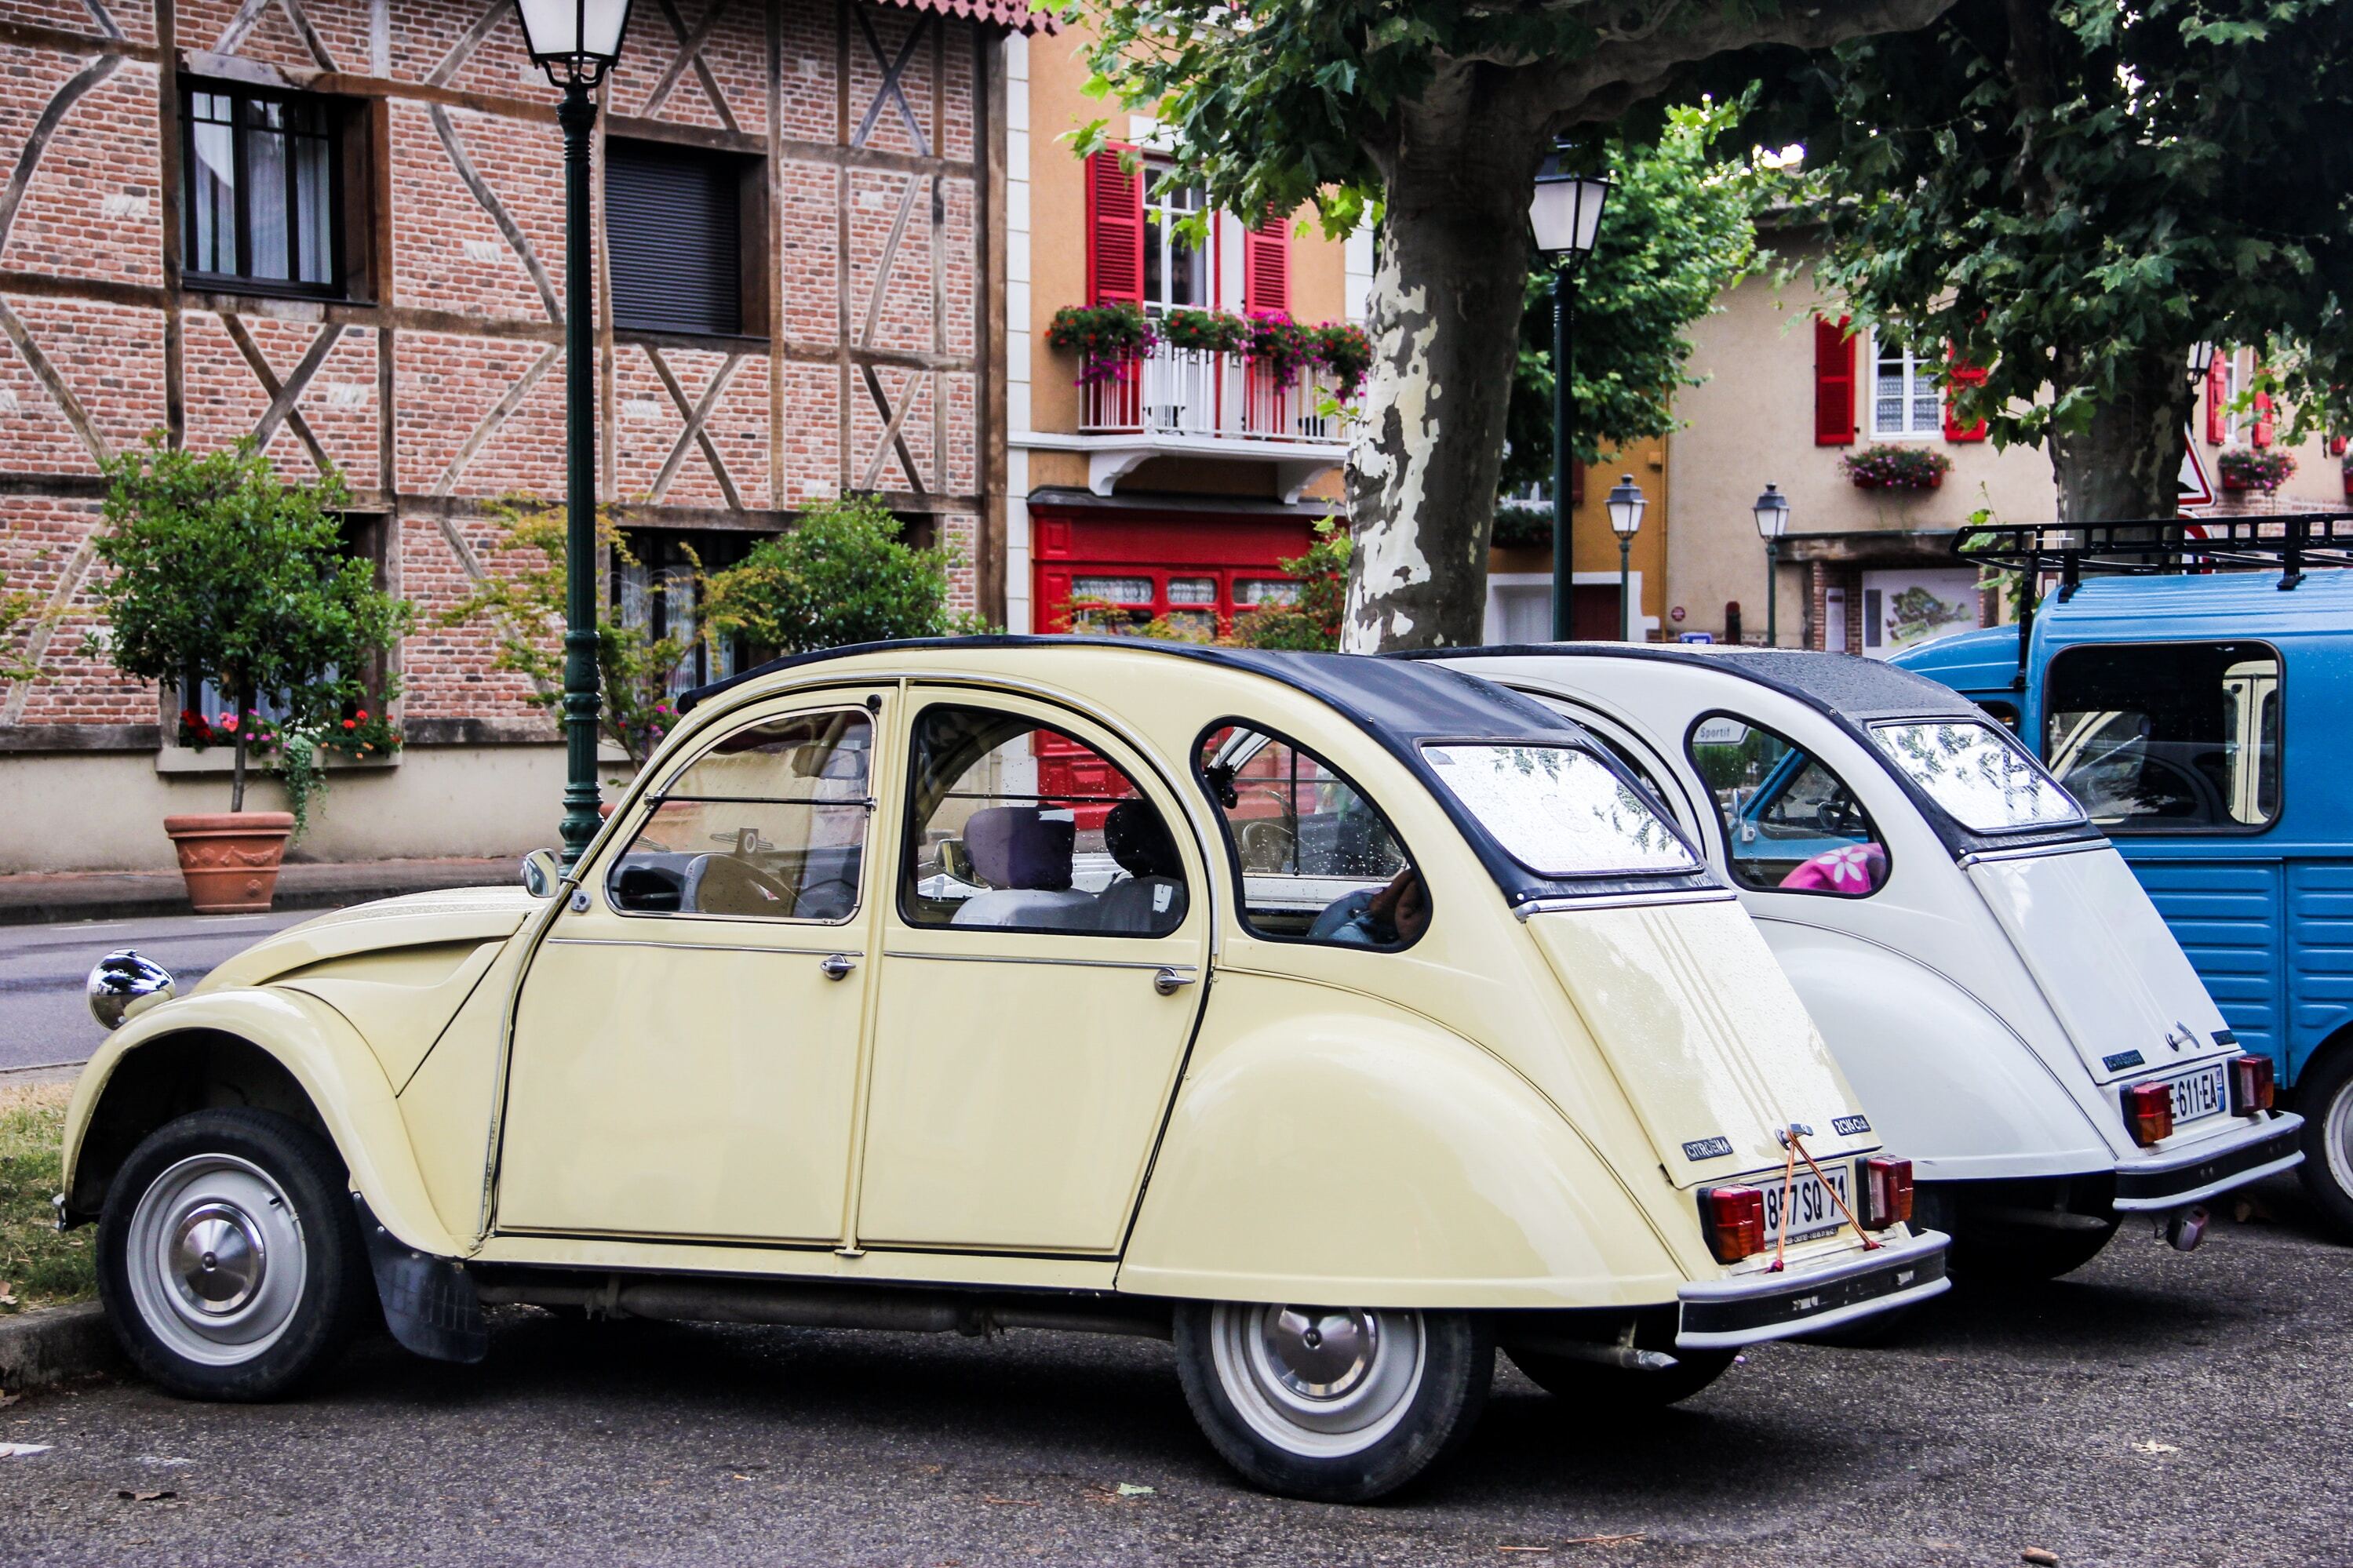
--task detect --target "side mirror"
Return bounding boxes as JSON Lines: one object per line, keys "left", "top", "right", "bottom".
{"left": 520, "top": 848, "right": 563, "bottom": 898}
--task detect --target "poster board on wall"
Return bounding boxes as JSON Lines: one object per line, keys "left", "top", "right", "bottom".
{"left": 1859, "top": 568, "right": 1980, "bottom": 660}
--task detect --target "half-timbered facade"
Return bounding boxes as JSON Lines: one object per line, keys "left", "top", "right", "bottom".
{"left": 0, "top": 0, "right": 1036, "bottom": 872}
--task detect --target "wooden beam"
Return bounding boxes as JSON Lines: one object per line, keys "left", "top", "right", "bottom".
{"left": 0, "top": 18, "right": 157, "bottom": 59}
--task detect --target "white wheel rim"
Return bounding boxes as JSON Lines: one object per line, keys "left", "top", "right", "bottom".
{"left": 2326, "top": 1076, "right": 2353, "bottom": 1205}
{"left": 125, "top": 1153, "right": 309, "bottom": 1367}
{"left": 1209, "top": 1302, "right": 1426, "bottom": 1459}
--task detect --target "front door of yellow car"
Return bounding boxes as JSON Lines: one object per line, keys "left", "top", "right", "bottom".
{"left": 851, "top": 691, "right": 1211, "bottom": 1254}
{"left": 495, "top": 690, "right": 890, "bottom": 1244}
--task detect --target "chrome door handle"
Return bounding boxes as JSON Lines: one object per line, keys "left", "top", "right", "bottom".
{"left": 819, "top": 953, "right": 858, "bottom": 981}
{"left": 1153, "top": 966, "right": 1197, "bottom": 996}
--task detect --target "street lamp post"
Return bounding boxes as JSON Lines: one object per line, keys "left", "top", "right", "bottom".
{"left": 1752, "top": 482, "right": 1790, "bottom": 648}
{"left": 1527, "top": 151, "right": 1611, "bottom": 640}
{"left": 515, "top": 0, "right": 636, "bottom": 868}
{"left": 1604, "top": 474, "right": 1646, "bottom": 642}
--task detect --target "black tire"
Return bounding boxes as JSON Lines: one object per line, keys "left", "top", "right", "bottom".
{"left": 1173, "top": 1301, "right": 1492, "bottom": 1503}
{"left": 97, "top": 1108, "right": 372, "bottom": 1401}
{"left": 1503, "top": 1343, "right": 1735, "bottom": 1406}
{"left": 2295, "top": 1046, "right": 2353, "bottom": 1243}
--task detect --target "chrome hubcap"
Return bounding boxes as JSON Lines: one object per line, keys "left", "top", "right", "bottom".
{"left": 1210, "top": 1302, "right": 1426, "bottom": 1458}
{"left": 126, "top": 1155, "right": 307, "bottom": 1367}
{"left": 2326, "top": 1077, "right": 2353, "bottom": 1204}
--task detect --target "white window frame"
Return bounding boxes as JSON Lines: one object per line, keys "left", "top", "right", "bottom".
{"left": 1140, "top": 157, "right": 1212, "bottom": 317}
{"left": 2221, "top": 350, "right": 2249, "bottom": 448}
{"left": 1868, "top": 329, "right": 1943, "bottom": 440}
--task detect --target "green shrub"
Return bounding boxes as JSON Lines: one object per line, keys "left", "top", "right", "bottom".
{"left": 705, "top": 493, "right": 988, "bottom": 657}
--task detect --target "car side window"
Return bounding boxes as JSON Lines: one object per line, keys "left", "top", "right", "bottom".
{"left": 1197, "top": 722, "right": 1427, "bottom": 949}
{"left": 898, "top": 704, "right": 1189, "bottom": 937}
{"left": 1687, "top": 714, "right": 1888, "bottom": 898}
{"left": 607, "top": 708, "right": 872, "bottom": 921}
{"left": 2045, "top": 641, "right": 2281, "bottom": 833}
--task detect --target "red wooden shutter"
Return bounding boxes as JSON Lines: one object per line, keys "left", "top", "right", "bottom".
{"left": 1943, "top": 346, "right": 1989, "bottom": 442}
{"left": 1243, "top": 212, "right": 1290, "bottom": 315}
{"left": 1813, "top": 315, "right": 1856, "bottom": 446}
{"left": 1085, "top": 146, "right": 1144, "bottom": 305}
{"left": 2253, "top": 365, "right": 2275, "bottom": 447}
{"left": 2205, "top": 356, "right": 2230, "bottom": 445}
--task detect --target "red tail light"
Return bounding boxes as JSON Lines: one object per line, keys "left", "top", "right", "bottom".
{"left": 1858, "top": 1157, "right": 1914, "bottom": 1229}
{"left": 1699, "top": 1186, "right": 1765, "bottom": 1263}
{"left": 2123, "top": 1080, "right": 2175, "bottom": 1147}
{"left": 2230, "top": 1054, "right": 2275, "bottom": 1115}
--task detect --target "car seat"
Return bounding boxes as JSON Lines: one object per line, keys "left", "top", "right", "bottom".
{"left": 950, "top": 806, "right": 1095, "bottom": 929}
{"left": 1098, "top": 799, "right": 1189, "bottom": 935}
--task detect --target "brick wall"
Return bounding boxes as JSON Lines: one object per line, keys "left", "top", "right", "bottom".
{"left": 0, "top": 0, "right": 998, "bottom": 742}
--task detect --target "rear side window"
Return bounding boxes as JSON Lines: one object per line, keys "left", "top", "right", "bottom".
{"left": 1421, "top": 744, "right": 1695, "bottom": 876}
{"left": 2045, "top": 642, "right": 2281, "bottom": 833}
{"left": 1688, "top": 715, "right": 1888, "bottom": 898}
{"left": 1870, "top": 721, "right": 2082, "bottom": 833}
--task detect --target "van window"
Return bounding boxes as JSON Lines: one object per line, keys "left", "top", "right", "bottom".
{"left": 898, "top": 704, "right": 1188, "bottom": 937}
{"left": 609, "top": 709, "right": 872, "bottom": 920}
{"left": 1688, "top": 715, "right": 1888, "bottom": 897}
{"left": 2045, "top": 642, "right": 2281, "bottom": 832}
{"left": 1197, "top": 724, "right": 1426, "bottom": 949}
{"left": 1870, "top": 721, "right": 2082, "bottom": 833}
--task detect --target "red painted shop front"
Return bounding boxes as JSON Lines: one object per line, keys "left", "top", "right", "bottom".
{"left": 1030, "top": 500, "right": 1317, "bottom": 821}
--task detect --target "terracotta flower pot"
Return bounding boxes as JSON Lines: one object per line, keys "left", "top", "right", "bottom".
{"left": 162, "top": 811, "right": 296, "bottom": 914}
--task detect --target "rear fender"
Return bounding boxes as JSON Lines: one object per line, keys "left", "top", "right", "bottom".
{"left": 63, "top": 988, "right": 464, "bottom": 1259}
{"left": 1119, "top": 973, "right": 1686, "bottom": 1309}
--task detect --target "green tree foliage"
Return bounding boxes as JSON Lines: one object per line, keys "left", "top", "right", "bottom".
{"left": 704, "top": 493, "right": 988, "bottom": 657}
{"left": 1076, "top": 0, "right": 1957, "bottom": 649}
{"left": 89, "top": 438, "right": 409, "bottom": 812}
{"left": 1792, "top": 0, "right": 2353, "bottom": 521}
{"left": 1502, "top": 96, "right": 1772, "bottom": 493}
{"left": 436, "top": 498, "right": 703, "bottom": 767}
{"left": 0, "top": 576, "right": 40, "bottom": 686}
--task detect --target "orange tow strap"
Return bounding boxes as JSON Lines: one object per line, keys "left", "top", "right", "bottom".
{"left": 1767, "top": 1126, "right": 1881, "bottom": 1273}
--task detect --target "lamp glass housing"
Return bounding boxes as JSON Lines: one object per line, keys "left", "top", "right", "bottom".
{"left": 517, "top": 0, "right": 635, "bottom": 81}
{"left": 2187, "top": 340, "right": 2217, "bottom": 380}
{"left": 1529, "top": 155, "right": 1612, "bottom": 260}
{"left": 1604, "top": 474, "right": 1646, "bottom": 538}
{"left": 1753, "top": 482, "right": 1791, "bottom": 542}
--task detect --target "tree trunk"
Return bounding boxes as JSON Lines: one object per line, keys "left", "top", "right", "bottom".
{"left": 1342, "top": 69, "right": 1552, "bottom": 652}
{"left": 229, "top": 680, "right": 250, "bottom": 813}
{"left": 2049, "top": 342, "right": 2197, "bottom": 523}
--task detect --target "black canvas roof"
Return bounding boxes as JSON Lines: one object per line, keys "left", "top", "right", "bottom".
{"left": 1397, "top": 643, "right": 1985, "bottom": 725}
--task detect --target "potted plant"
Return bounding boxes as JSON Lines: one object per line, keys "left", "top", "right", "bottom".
{"left": 1045, "top": 302, "right": 1159, "bottom": 386}
{"left": 89, "top": 438, "right": 408, "bottom": 912}
{"left": 2219, "top": 447, "right": 2297, "bottom": 493}
{"left": 1840, "top": 444, "right": 1954, "bottom": 491}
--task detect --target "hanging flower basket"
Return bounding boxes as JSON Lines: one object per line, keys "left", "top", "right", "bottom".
{"left": 1157, "top": 307, "right": 1247, "bottom": 356}
{"left": 1045, "top": 303, "right": 1158, "bottom": 387}
{"left": 1841, "top": 444, "right": 1952, "bottom": 491}
{"left": 2219, "top": 447, "right": 2296, "bottom": 493}
{"left": 1311, "top": 322, "right": 1374, "bottom": 400}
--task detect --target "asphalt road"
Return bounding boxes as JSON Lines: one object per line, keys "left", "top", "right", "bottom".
{"left": 0, "top": 913, "right": 312, "bottom": 1074}
{"left": 2, "top": 1176, "right": 2347, "bottom": 1567}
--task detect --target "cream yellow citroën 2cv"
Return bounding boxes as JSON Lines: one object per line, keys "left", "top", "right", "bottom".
{"left": 67, "top": 641, "right": 1947, "bottom": 1501}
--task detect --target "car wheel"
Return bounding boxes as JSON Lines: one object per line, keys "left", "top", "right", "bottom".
{"left": 1503, "top": 1344, "right": 1736, "bottom": 1406}
{"left": 2297, "top": 1047, "right": 2353, "bottom": 1242}
{"left": 1173, "top": 1301, "right": 1491, "bottom": 1503}
{"left": 97, "top": 1108, "right": 371, "bottom": 1401}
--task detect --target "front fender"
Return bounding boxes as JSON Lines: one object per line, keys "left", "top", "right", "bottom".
{"left": 1118, "top": 972, "right": 1685, "bottom": 1310}
{"left": 64, "top": 988, "right": 467, "bottom": 1260}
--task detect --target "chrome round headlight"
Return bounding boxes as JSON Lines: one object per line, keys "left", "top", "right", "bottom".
{"left": 88, "top": 948, "right": 176, "bottom": 1031}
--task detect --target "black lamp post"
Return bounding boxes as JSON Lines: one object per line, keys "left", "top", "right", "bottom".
{"left": 515, "top": 0, "right": 636, "bottom": 868}
{"left": 1753, "top": 482, "right": 1790, "bottom": 648}
{"left": 1604, "top": 474, "right": 1646, "bottom": 642}
{"left": 1528, "top": 151, "right": 1611, "bottom": 639}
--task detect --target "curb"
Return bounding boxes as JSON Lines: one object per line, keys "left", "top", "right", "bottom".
{"left": 0, "top": 1303, "right": 122, "bottom": 1393}
{"left": 0, "top": 861, "right": 515, "bottom": 927}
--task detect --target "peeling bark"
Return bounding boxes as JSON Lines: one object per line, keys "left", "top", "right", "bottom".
{"left": 2051, "top": 342, "right": 2195, "bottom": 523}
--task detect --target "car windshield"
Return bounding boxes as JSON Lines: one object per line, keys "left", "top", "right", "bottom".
{"left": 1421, "top": 744, "right": 1697, "bottom": 877}
{"left": 1869, "top": 720, "right": 2082, "bottom": 833}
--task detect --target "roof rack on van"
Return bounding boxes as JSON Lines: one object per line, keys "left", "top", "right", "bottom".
{"left": 1947, "top": 511, "right": 2353, "bottom": 685}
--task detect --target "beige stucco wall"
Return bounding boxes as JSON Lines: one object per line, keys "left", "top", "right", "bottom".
{"left": 0, "top": 744, "right": 571, "bottom": 875}
{"left": 1666, "top": 238, "right": 2060, "bottom": 643}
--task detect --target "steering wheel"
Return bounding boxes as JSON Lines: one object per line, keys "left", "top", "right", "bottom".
{"left": 690, "top": 854, "right": 800, "bottom": 918}
{"left": 792, "top": 875, "right": 860, "bottom": 921}
{"left": 1237, "top": 818, "right": 1298, "bottom": 872}
{"left": 1813, "top": 791, "right": 1866, "bottom": 837}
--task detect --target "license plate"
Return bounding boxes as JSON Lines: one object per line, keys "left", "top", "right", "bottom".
{"left": 1757, "top": 1162, "right": 1854, "bottom": 1245}
{"left": 2151, "top": 1060, "right": 2230, "bottom": 1126}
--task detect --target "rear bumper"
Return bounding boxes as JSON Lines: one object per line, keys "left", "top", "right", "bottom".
{"left": 1676, "top": 1230, "right": 1950, "bottom": 1350}
{"left": 2111, "top": 1113, "right": 2304, "bottom": 1212}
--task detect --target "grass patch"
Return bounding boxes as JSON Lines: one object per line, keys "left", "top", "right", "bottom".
{"left": 0, "top": 1082, "right": 95, "bottom": 1313}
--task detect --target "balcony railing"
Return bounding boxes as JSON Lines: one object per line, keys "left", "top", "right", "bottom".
{"left": 1080, "top": 344, "right": 1347, "bottom": 445}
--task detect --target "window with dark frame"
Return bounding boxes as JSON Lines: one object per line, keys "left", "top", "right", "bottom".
{"left": 605, "top": 139, "right": 763, "bottom": 338}
{"left": 175, "top": 512, "right": 392, "bottom": 738}
{"left": 613, "top": 529, "right": 756, "bottom": 700}
{"left": 181, "top": 85, "right": 344, "bottom": 296}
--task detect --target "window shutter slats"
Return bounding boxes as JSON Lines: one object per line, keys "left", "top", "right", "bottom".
{"left": 1085, "top": 147, "right": 1145, "bottom": 305}
{"left": 1813, "top": 315, "right": 1856, "bottom": 446}
{"left": 2206, "top": 357, "right": 2231, "bottom": 445}
{"left": 1943, "top": 345, "right": 1990, "bottom": 442}
{"left": 1243, "top": 211, "right": 1290, "bottom": 315}
{"left": 606, "top": 141, "right": 741, "bottom": 336}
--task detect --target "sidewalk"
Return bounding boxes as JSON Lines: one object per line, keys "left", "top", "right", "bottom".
{"left": 0, "top": 856, "right": 516, "bottom": 927}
